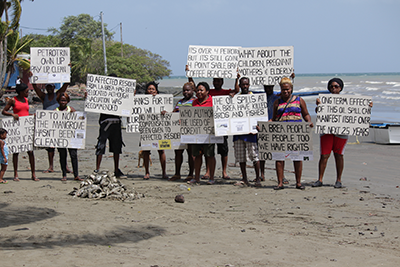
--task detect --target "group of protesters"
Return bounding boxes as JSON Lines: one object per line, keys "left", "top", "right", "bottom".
{"left": 0, "top": 73, "right": 354, "bottom": 191}
{"left": 141, "top": 70, "right": 352, "bottom": 190}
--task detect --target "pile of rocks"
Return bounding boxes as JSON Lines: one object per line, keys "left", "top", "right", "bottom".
{"left": 69, "top": 171, "right": 141, "bottom": 201}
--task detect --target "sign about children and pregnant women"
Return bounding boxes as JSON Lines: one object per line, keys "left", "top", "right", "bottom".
{"left": 315, "top": 94, "right": 372, "bottom": 136}
{"left": 238, "top": 46, "right": 294, "bottom": 86}
{"left": 126, "top": 94, "right": 174, "bottom": 133}
{"left": 30, "top": 47, "right": 71, "bottom": 84}
{"left": 85, "top": 74, "right": 136, "bottom": 117}
{"left": 186, "top": 45, "right": 240, "bottom": 79}
{"left": 257, "top": 121, "right": 313, "bottom": 161}
{"left": 1, "top": 116, "right": 34, "bottom": 153}
{"left": 212, "top": 93, "right": 269, "bottom": 136}
{"left": 179, "top": 107, "right": 224, "bottom": 144}
{"left": 34, "top": 111, "right": 87, "bottom": 149}
{"left": 139, "top": 113, "right": 186, "bottom": 150}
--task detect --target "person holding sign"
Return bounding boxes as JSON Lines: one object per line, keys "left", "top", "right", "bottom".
{"left": 188, "top": 82, "right": 216, "bottom": 185}
{"left": 95, "top": 74, "right": 126, "bottom": 179}
{"left": 187, "top": 65, "right": 239, "bottom": 180}
{"left": 32, "top": 81, "right": 70, "bottom": 174}
{"left": 233, "top": 76, "right": 261, "bottom": 187}
{"left": 2, "top": 83, "right": 38, "bottom": 181}
{"left": 169, "top": 82, "right": 196, "bottom": 181}
{"left": 55, "top": 92, "right": 83, "bottom": 182}
{"left": 312, "top": 78, "right": 372, "bottom": 189}
{"left": 272, "top": 77, "right": 313, "bottom": 190}
{"left": 259, "top": 72, "right": 294, "bottom": 183}
{"left": 142, "top": 81, "right": 168, "bottom": 180}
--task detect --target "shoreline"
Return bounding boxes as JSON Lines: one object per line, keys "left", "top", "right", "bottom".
{"left": 1, "top": 99, "right": 400, "bottom": 266}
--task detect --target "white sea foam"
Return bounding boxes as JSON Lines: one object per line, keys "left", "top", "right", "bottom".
{"left": 380, "top": 95, "right": 400, "bottom": 100}
{"left": 298, "top": 87, "right": 323, "bottom": 92}
{"left": 365, "top": 87, "right": 379, "bottom": 91}
{"left": 382, "top": 90, "right": 400, "bottom": 95}
{"left": 365, "top": 81, "right": 384, "bottom": 84}
{"left": 389, "top": 82, "right": 400, "bottom": 87}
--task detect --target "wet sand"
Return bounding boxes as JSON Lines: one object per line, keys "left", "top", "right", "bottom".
{"left": 1, "top": 99, "right": 400, "bottom": 266}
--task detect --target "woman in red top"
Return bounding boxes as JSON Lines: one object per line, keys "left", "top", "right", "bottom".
{"left": 2, "top": 83, "right": 38, "bottom": 181}
{"left": 188, "top": 82, "right": 216, "bottom": 184}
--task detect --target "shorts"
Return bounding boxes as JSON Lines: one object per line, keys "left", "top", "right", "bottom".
{"left": 320, "top": 134, "right": 348, "bottom": 155}
{"left": 217, "top": 136, "right": 229, "bottom": 157}
{"left": 95, "top": 121, "right": 123, "bottom": 155}
{"left": 234, "top": 139, "right": 259, "bottom": 163}
{"left": 46, "top": 147, "right": 55, "bottom": 153}
{"left": 192, "top": 144, "right": 215, "bottom": 157}
{"left": 0, "top": 156, "right": 7, "bottom": 165}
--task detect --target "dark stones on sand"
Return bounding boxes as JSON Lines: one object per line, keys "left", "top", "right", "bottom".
{"left": 175, "top": 194, "right": 185, "bottom": 203}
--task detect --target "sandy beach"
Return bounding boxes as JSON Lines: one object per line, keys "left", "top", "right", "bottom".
{"left": 1, "top": 99, "right": 400, "bottom": 266}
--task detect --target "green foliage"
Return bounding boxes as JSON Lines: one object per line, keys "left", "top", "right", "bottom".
{"left": 1, "top": 0, "right": 22, "bottom": 91}
{"left": 22, "top": 33, "right": 60, "bottom": 50}
{"left": 107, "top": 42, "right": 171, "bottom": 84}
{"left": 24, "top": 13, "right": 171, "bottom": 84}
{"left": 49, "top": 14, "right": 114, "bottom": 47}
{"left": 70, "top": 38, "right": 103, "bottom": 83}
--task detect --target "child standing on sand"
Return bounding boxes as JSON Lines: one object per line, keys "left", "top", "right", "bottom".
{"left": 55, "top": 92, "right": 83, "bottom": 182}
{"left": 0, "top": 128, "right": 9, "bottom": 184}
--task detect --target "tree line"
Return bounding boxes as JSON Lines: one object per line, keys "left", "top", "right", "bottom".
{"left": 1, "top": 7, "right": 171, "bottom": 91}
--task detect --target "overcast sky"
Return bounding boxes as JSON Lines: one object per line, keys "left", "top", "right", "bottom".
{"left": 19, "top": 0, "right": 400, "bottom": 76}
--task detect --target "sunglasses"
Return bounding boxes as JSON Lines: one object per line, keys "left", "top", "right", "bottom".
{"left": 329, "top": 84, "right": 341, "bottom": 89}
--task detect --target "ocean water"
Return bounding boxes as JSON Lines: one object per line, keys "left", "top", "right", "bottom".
{"left": 157, "top": 73, "right": 400, "bottom": 123}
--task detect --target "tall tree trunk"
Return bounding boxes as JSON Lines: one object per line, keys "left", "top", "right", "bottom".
{"left": 0, "top": 2, "right": 9, "bottom": 98}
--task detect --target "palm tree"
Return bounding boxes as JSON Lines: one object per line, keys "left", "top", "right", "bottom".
{"left": 71, "top": 37, "right": 102, "bottom": 83}
{"left": 2, "top": 30, "right": 32, "bottom": 89}
{"left": 1, "top": 0, "right": 22, "bottom": 88}
{"left": 0, "top": 0, "right": 32, "bottom": 91}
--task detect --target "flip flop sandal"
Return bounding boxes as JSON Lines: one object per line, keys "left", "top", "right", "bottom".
{"left": 168, "top": 175, "right": 181, "bottom": 181}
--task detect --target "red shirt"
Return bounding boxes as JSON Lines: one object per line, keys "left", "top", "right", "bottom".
{"left": 209, "top": 89, "right": 233, "bottom": 96}
{"left": 13, "top": 96, "right": 30, "bottom": 117}
{"left": 192, "top": 95, "right": 213, "bottom": 107}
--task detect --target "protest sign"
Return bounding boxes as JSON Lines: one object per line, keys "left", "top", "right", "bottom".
{"left": 30, "top": 47, "right": 70, "bottom": 84}
{"left": 34, "top": 110, "right": 87, "bottom": 149}
{"left": 85, "top": 74, "right": 136, "bottom": 117}
{"left": 258, "top": 121, "right": 313, "bottom": 161}
{"left": 186, "top": 45, "right": 240, "bottom": 79}
{"left": 1, "top": 116, "right": 34, "bottom": 153}
{"left": 179, "top": 107, "right": 223, "bottom": 144}
{"left": 315, "top": 94, "right": 372, "bottom": 136}
{"left": 213, "top": 93, "right": 268, "bottom": 136}
{"left": 138, "top": 113, "right": 186, "bottom": 150}
{"left": 126, "top": 94, "right": 174, "bottom": 133}
{"left": 238, "top": 46, "right": 294, "bottom": 86}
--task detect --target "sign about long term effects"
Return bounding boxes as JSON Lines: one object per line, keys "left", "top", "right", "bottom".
{"left": 139, "top": 113, "right": 186, "bottom": 150}
{"left": 1, "top": 116, "right": 34, "bottom": 153}
{"left": 30, "top": 47, "right": 70, "bottom": 84}
{"left": 315, "top": 94, "right": 372, "bottom": 136}
{"left": 85, "top": 74, "right": 136, "bottom": 117}
{"left": 238, "top": 46, "right": 294, "bottom": 86}
{"left": 186, "top": 45, "right": 240, "bottom": 79}
{"left": 179, "top": 107, "right": 223, "bottom": 144}
{"left": 34, "top": 110, "right": 87, "bottom": 149}
{"left": 126, "top": 94, "right": 174, "bottom": 133}
{"left": 258, "top": 121, "right": 313, "bottom": 161}
{"left": 213, "top": 93, "right": 268, "bottom": 136}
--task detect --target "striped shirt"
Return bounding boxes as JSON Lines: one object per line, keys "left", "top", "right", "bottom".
{"left": 276, "top": 96, "right": 302, "bottom": 122}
